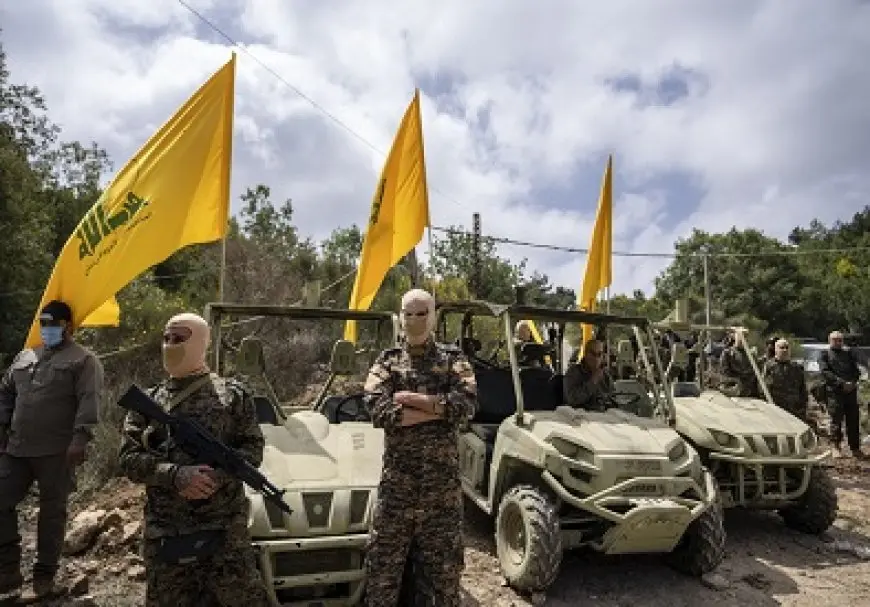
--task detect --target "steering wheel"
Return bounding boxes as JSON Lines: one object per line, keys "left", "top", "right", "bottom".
{"left": 332, "top": 392, "right": 369, "bottom": 423}
{"left": 609, "top": 392, "right": 642, "bottom": 409}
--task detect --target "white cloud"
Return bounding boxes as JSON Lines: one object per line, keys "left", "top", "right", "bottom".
{"left": 2, "top": 0, "right": 868, "bottom": 300}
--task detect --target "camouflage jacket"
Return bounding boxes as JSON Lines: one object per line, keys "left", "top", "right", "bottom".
{"left": 117, "top": 372, "right": 265, "bottom": 539}
{"left": 363, "top": 339, "right": 476, "bottom": 472}
{"left": 563, "top": 363, "right": 613, "bottom": 410}
{"left": 719, "top": 346, "right": 759, "bottom": 397}
{"left": 763, "top": 359, "right": 808, "bottom": 408}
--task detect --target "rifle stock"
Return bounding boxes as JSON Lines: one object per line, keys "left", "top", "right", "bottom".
{"left": 118, "top": 384, "right": 293, "bottom": 516}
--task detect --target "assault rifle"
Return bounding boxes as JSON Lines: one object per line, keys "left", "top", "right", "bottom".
{"left": 118, "top": 384, "right": 292, "bottom": 516}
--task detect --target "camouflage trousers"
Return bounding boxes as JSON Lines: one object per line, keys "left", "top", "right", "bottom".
{"left": 364, "top": 471, "right": 464, "bottom": 607}
{"left": 141, "top": 529, "right": 270, "bottom": 607}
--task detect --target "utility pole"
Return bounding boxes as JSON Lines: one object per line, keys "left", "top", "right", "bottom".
{"left": 472, "top": 212, "right": 481, "bottom": 298}
{"left": 703, "top": 254, "right": 711, "bottom": 326}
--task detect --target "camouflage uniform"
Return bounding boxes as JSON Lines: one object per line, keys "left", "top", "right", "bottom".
{"left": 763, "top": 359, "right": 809, "bottom": 421}
{"left": 719, "top": 346, "right": 760, "bottom": 397}
{"left": 118, "top": 372, "right": 270, "bottom": 607}
{"left": 563, "top": 363, "right": 613, "bottom": 410}
{"left": 362, "top": 339, "right": 476, "bottom": 607}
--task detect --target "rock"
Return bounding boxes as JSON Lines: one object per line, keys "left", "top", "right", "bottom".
{"left": 530, "top": 591, "right": 547, "bottom": 605}
{"left": 701, "top": 572, "right": 731, "bottom": 591}
{"left": 68, "top": 573, "right": 89, "bottom": 597}
{"left": 104, "top": 509, "right": 125, "bottom": 529}
{"left": 127, "top": 564, "right": 146, "bottom": 581}
{"left": 69, "top": 595, "right": 99, "bottom": 606}
{"left": 82, "top": 561, "right": 100, "bottom": 575}
{"left": 63, "top": 510, "right": 107, "bottom": 555}
{"left": 120, "top": 520, "right": 142, "bottom": 544}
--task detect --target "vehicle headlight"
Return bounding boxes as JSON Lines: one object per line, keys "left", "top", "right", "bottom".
{"left": 549, "top": 437, "right": 594, "bottom": 463}
{"left": 710, "top": 430, "right": 740, "bottom": 449}
{"left": 800, "top": 429, "right": 816, "bottom": 450}
{"left": 668, "top": 440, "right": 687, "bottom": 462}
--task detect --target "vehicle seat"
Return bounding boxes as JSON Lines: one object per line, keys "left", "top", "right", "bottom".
{"left": 672, "top": 381, "right": 701, "bottom": 398}
{"left": 519, "top": 367, "right": 559, "bottom": 411}
{"left": 472, "top": 367, "right": 517, "bottom": 423}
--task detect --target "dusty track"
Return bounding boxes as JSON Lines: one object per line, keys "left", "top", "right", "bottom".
{"left": 8, "top": 453, "right": 870, "bottom": 606}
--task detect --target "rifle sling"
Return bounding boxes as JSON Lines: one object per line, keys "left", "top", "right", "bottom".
{"left": 166, "top": 373, "right": 214, "bottom": 412}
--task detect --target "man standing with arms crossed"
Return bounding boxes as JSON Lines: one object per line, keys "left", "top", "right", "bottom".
{"left": 0, "top": 300, "right": 104, "bottom": 603}
{"left": 362, "top": 288, "right": 477, "bottom": 606}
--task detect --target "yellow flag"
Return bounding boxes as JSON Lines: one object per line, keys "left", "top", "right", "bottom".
{"left": 579, "top": 155, "right": 613, "bottom": 353}
{"left": 24, "top": 54, "right": 236, "bottom": 348}
{"left": 344, "top": 89, "right": 430, "bottom": 342}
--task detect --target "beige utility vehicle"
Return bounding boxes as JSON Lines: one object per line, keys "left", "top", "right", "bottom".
{"left": 642, "top": 301, "right": 837, "bottom": 534}
{"left": 204, "top": 302, "right": 399, "bottom": 606}
{"left": 434, "top": 300, "right": 726, "bottom": 594}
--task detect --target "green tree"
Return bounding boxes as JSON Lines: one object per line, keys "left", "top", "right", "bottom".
{"left": 654, "top": 228, "right": 811, "bottom": 335}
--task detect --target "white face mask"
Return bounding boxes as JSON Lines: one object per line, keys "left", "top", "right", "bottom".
{"left": 400, "top": 289, "right": 436, "bottom": 346}
{"left": 161, "top": 313, "right": 210, "bottom": 378}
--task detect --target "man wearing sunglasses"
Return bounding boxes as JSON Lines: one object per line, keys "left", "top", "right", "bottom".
{"left": 763, "top": 339, "right": 809, "bottom": 422}
{"left": 362, "top": 288, "right": 477, "bottom": 606}
{"left": 564, "top": 338, "right": 613, "bottom": 410}
{"left": 118, "top": 312, "right": 270, "bottom": 606}
{"left": 0, "top": 299, "right": 104, "bottom": 602}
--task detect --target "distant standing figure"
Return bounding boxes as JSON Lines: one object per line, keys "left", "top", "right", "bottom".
{"left": 763, "top": 339, "right": 809, "bottom": 421}
{"left": 0, "top": 300, "right": 104, "bottom": 603}
{"left": 819, "top": 331, "right": 866, "bottom": 459}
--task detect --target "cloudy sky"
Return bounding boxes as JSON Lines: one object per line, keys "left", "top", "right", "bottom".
{"left": 2, "top": 0, "right": 868, "bottom": 298}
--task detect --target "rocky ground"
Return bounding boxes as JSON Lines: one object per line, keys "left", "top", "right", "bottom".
{"left": 4, "top": 446, "right": 869, "bottom": 607}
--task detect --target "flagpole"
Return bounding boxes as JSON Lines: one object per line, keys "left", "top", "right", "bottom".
{"left": 218, "top": 236, "right": 227, "bottom": 301}
{"left": 427, "top": 226, "right": 437, "bottom": 299}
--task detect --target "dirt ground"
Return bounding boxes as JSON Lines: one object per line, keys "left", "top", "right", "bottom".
{"left": 5, "top": 448, "right": 870, "bottom": 607}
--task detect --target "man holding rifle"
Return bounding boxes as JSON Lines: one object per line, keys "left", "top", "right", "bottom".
{"left": 118, "top": 312, "right": 271, "bottom": 606}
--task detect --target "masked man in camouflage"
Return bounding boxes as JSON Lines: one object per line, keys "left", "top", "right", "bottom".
{"left": 118, "top": 312, "right": 271, "bottom": 606}
{"left": 362, "top": 288, "right": 477, "bottom": 606}
{"left": 763, "top": 339, "right": 809, "bottom": 421}
{"left": 0, "top": 300, "right": 104, "bottom": 602}
{"left": 719, "top": 330, "right": 760, "bottom": 397}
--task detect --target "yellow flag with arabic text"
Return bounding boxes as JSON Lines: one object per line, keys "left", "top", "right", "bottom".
{"left": 24, "top": 54, "right": 236, "bottom": 348}
{"left": 579, "top": 155, "right": 613, "bottom": 353}
{"left": 344, "top": 89, "right": 430, "bottom": 343}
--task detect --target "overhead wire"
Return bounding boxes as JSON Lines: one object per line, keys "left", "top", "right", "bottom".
{"left": 175, "top": 0, "right": 870, "bottom": 263}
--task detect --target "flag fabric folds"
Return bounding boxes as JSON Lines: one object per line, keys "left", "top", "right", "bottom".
{"left": 24, "top": 54, "right": 236, "bottom": 348}
{"left": 579, "top": 155, "right": 613, "bottom": 353}
{"left": 344, "top": 89, "right": 430, "bottom": 343}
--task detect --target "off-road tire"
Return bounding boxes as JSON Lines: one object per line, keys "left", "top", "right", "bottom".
{"left": 495, "top": 484, "right": 562, "bottom": 592}
{"left": 666, "top": 498, "right": 726, "bottom": 576}
{"left": 779, "top": 465, "right": 838, "bottom": 534}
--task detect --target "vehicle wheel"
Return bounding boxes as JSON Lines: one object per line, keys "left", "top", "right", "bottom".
{"left": 779, "top": 465, "right": 838, "bottom": 534}
{"left": 666, "top": 497, "right": 726, "bottom": 576}
{"left": 495, "top": 484, "right": 562, "bottom": 592}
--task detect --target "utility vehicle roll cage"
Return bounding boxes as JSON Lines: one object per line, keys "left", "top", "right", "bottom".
{"left": 203, "top": 302, "right": 400, "bottom": 373}
{"left": 651, "top": 317, "right": 775, "bottom": 404}
{"left": 434, "top": 300, "right": 677, "bottom": 425}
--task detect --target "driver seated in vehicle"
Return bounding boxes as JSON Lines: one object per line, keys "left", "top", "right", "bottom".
{"left": 563, "top": 338, "right": 613, "bottom": 410}
{"left": 513, "top": 320, "right": 552, "bottom": 369}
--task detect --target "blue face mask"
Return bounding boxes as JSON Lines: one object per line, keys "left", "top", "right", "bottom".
{"left": 40, "top": 326, "right": 64, "bottom": 347}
